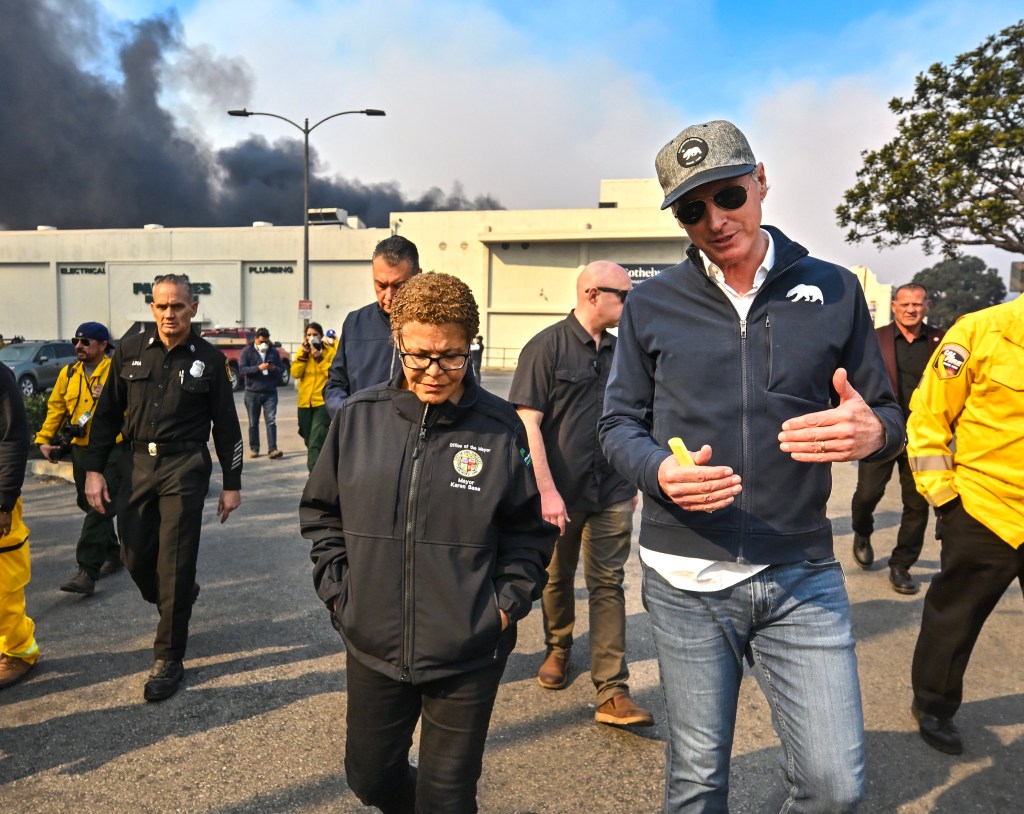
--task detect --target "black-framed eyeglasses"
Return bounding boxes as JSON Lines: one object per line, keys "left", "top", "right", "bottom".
{"left": 674, "top": 176, "right": 755, "bottom": 225}
{"left": 398, "top": 350, "right": 471, "bottom": 371}
{"left": 73, "top": 338, "right": 93, "bottom": 347}
{"left": 593, "top": 286, "right": 629, "bottom": 303}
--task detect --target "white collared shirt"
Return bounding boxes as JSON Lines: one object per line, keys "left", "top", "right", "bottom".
{"left": 640, "top": 230, "right": 775, "bottom": 592}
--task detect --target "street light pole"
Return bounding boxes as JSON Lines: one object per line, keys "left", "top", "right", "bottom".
{"left": 228, "top": 107, "right": 386, "bottom": 324}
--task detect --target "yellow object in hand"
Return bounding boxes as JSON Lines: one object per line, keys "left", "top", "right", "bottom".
{"left": 668, "top": 437, "right": 695, "bottom": 466}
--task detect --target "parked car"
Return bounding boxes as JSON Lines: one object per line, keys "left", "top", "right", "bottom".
{"left": 199, "top": 328, "right": 292, "bottom": 392}
{"left": 0, "top": 340, "right": 78, "bottom": 397}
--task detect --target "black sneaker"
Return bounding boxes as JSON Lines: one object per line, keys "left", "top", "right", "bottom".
{"left": 144, "top": 659, "right": 184, "bottom": 702}
{"left": 889, "top": 564, "right": 919, "bottom": 595}
{"left": 852, "top": 533, "right": 874, "bottom": 569}
{"left": 60, "top": 569, "right": 96, "bottom": 595}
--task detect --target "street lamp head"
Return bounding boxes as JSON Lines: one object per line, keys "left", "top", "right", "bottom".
{"left": 363, "top": 109, "right": 386, "bottom": 116}
{"left": 227, "top": 109, "right": 252, "bottom": 117}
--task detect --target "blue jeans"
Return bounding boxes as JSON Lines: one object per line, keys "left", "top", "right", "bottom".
{"left": 244, "top": 389, "right": 278, "bottom": 453}
{"left": 642, "top": 559, "right": 865, "bottom": 813}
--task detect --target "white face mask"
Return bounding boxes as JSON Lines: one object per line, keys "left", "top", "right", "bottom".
{"left": 257, "top": 342, "right": 269, "bottom": 352}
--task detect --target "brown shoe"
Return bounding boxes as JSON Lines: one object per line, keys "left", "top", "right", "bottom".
{"left": 267, "top": 449, "right": 283, "bottom": 459}
{"left": 537, "top": 650, "right": 570, "bottom": 689}
{"left": 595, "top": 691, "right": 655, "bottom": 727}
{"left": 60, "top": 569, "right": 96, "bottom": 595}
{"left": 0, "top": 654, "right": 37, "bottom": 690}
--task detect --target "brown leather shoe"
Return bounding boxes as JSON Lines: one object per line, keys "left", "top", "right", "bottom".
{"left": 595, "top": 691, "right": 655, "bottom": 727}
{"left": 0, "top": 654, "right": 37, "bottom": 690}
{"left": 537, "top": 650, "right": 570, "bottom": 689}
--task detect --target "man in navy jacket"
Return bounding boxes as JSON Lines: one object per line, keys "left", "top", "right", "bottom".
{"left": 239, "top": 328, "right": 285, "bottom": 459}
{"left": 323, "top": 236, "right": 421, "bottom": 415}
{"left": 599, "top": 120, "right": 903, "bottom": 812}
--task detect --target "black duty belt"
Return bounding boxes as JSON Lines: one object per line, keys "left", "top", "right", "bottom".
{"left": 130, "top": 440, "right": 206, "bottom": 457}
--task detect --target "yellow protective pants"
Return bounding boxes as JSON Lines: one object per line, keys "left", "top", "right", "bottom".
{"left": 1, "top": 498, "right": 39, "bottom": 664}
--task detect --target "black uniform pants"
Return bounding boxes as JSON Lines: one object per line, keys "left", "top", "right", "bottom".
{"left": 911, "top": 501, "right": 1024, "bottom": 718}
{"left": 72, "top": 443, "right": 123, "bottom": 579}
{"left": 117, "top": 446, "right": 211, "bottom": 661}
{"left": 850, "top": 452, "right": 930, "bottom": 568}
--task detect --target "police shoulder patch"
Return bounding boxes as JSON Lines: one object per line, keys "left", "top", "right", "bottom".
{"left": 934, "top": 343, "right": 970, "bottom": 379}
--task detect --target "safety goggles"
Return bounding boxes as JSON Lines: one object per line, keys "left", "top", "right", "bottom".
{"left": 674, "top": 177, "right": 753, "bottom": 225}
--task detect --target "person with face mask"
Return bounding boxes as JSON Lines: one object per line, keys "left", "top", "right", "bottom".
{"left": 238, "top": 328, "right": 285, "bottom": 459}
{"left": 291, "top": 322, "right": 335, "bottom": 471}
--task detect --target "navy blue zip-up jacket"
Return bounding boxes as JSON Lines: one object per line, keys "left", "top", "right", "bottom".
{"left": 323, "top": 302, "right": 396, "bottom": 415}
{"left": 598, "top": 226, "right": 904, "bottom": 564}
{"left": 301, "top": 374, "right": 557, "bottom": 684}
{"left": 238, "top": 343, "right": 284, "bottom": 392}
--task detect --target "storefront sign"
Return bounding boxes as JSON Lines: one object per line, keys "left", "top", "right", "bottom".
{"left": 60, "top": 265, "right": 106, "bottom": 275}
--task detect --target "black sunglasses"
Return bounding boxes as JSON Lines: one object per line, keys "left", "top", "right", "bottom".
{"left": 593, "top": 287, "right": 629, "bottom": 303}
{"left": 73, "top": 338, "right": 93, "bottom": 346}
{"left": 674, "top": 178, "right": 754, "bottom": 225}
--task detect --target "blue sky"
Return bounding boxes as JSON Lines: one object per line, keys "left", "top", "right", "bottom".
{"left": 93, "top": 0, "right": 1021, "bottom": 283}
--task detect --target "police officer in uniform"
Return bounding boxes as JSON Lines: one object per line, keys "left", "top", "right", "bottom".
{"left": 85, "top": 274, "right": 243, "bottom": 702}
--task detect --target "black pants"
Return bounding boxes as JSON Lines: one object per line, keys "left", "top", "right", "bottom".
{"left": 72, "top": 443, "right": 123, "bottom": 579}
{"left": 344, "top": 653, "right": 506, "bottom": 814}
{"left": 850, "top": 452, "right": 930, "bottom": 568}
{"left": 117, "top": 447, "right": 211, "bottom": 661}
{"left": 911, "top": 501, "right": 1024, "bottom": 718}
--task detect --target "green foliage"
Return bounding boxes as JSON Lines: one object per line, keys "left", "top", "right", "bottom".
{"left": 22, "top": 393, "right": 48, "bottom": 442}
{"left": 837, "top": 20, "right": 1024, "bottom": 256}
{"left": 911, "top": 255, "right": 1006, "bottom": 329}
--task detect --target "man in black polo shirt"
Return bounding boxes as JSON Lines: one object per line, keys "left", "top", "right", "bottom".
{"left": 851, "top": 283, "right": 944, "bottom": 594}
{"left": 509, "top": 260, "right": 652, "bottom": 727}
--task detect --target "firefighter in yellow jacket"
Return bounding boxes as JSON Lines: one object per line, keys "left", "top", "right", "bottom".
{"left": 291, "top": 321, "right": 336, "bottom": 471}
{"left": 35, "top": 322, "right": 124, "bottom": 596}
{"left": 907, "top": 294, "right": 1024, "bottom": 756}
{"left": 1, "top": 363, "right": 39, "bottom": 690}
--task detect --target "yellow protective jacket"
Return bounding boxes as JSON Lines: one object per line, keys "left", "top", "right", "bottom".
{"left": 291, "top": 343, "right": 336, "bottom": 409}
{"left": 34, "top": 357, "right": 121, "bottom": 447}
{"left": 907, "top": 295, "right": 1024, "bottom": 547}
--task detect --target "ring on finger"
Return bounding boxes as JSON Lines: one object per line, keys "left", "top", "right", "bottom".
{"left": 818, "top": 440, "right": 826, "bottom": 454}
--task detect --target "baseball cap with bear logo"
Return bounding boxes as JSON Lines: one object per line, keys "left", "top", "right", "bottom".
{"left": 655, "top": 120, "right": 757, "bottom": 210}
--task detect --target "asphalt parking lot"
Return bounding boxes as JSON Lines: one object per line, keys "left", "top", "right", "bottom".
{"left": 2, "top": 373, "right": 1021, "bottom": 812}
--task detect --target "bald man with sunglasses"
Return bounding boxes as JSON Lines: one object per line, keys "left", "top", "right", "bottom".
{"left": 600, "top": 120, "right": 903, "bottom": 812}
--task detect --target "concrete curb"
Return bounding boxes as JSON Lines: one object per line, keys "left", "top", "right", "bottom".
{"left": 28, "top": 457, "right": 74, "bottom": 484}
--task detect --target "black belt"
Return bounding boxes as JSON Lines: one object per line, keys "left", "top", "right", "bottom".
{"left": 130, "top": 440, "right": 205, "bottom": 457}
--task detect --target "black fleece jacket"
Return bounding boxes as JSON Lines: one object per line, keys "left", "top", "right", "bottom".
{"left": 300, "top": 374, "right": 557, "bottom": 685}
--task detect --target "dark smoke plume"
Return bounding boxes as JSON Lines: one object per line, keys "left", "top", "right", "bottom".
{"left": 0, "top": 0, "right": 501, "bottom": 231}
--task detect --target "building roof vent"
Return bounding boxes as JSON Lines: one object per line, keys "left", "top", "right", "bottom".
{"left": 308, "top": 207, "right": 348, "bottom": 225}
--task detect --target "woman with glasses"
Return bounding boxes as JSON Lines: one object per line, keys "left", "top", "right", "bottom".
{"left": 300, "top": 272, "right": 555, "bottom": 813}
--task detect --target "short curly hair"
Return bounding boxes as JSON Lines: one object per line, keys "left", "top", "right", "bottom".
{"left": 389, "top": 272, "right": 480, "bottom": 345}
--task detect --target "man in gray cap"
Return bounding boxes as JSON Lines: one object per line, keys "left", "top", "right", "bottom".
{"left": 600, "top": 120, "right": 903, "bottom": 811}
{"left": 35, "top": 322, "right": 124, "bottom": 596}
